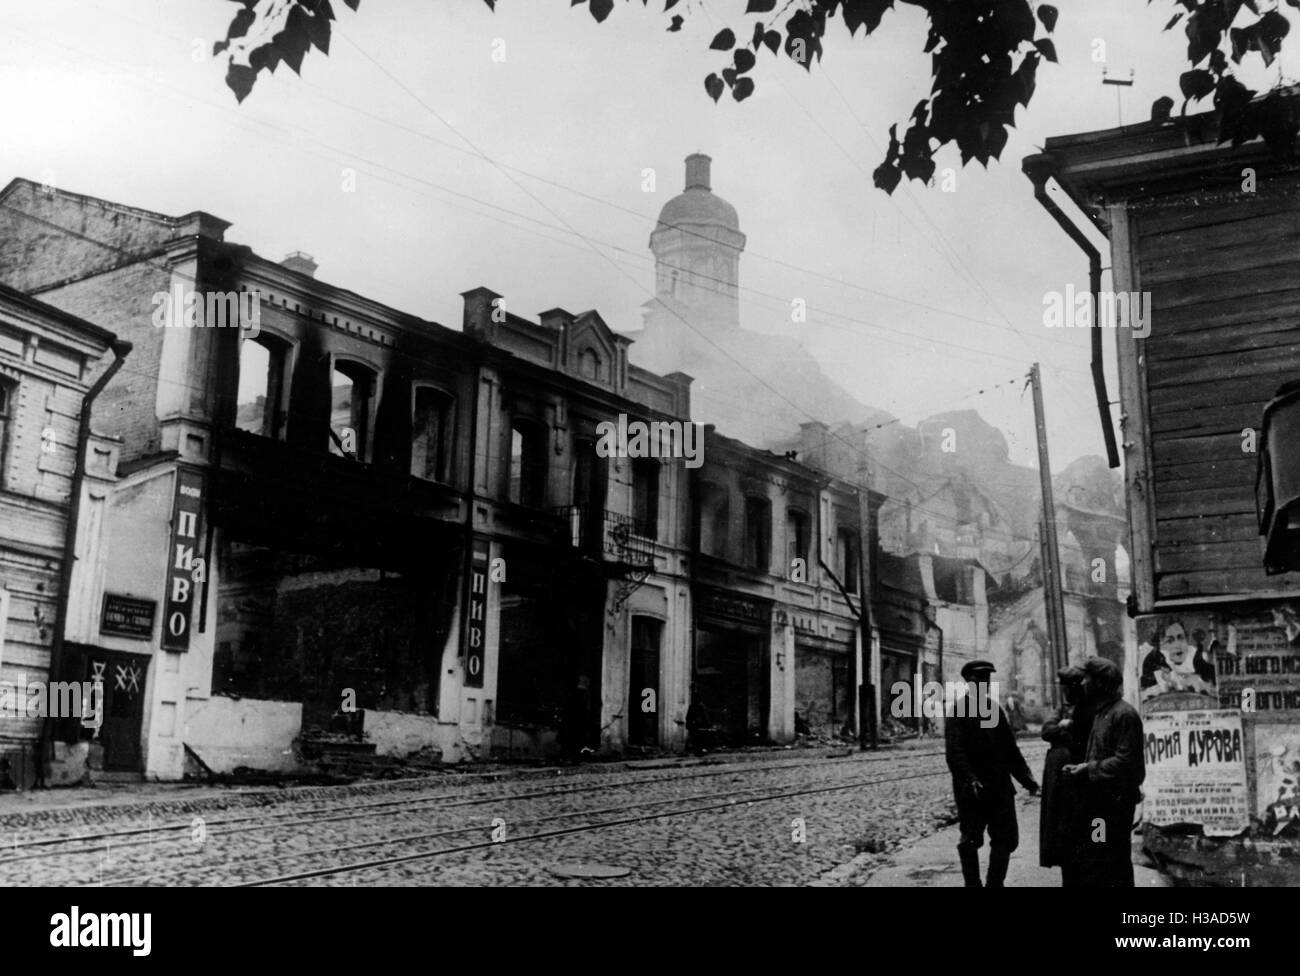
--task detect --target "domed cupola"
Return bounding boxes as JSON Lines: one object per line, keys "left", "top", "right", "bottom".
{"left": 649, "top": 154, "right": 746, "bottom": 333}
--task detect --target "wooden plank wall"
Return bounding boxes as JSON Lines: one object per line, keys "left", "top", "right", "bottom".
{"left": 1137, "top": 188, "right": 1300, "bottom": 599}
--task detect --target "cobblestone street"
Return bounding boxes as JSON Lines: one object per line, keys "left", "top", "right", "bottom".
{"left": 0, "top": 741, "right": 1048, "bottom": 887}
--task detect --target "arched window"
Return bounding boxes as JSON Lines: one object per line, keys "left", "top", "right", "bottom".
{"left": 632, "top": 457, "right": 659, "bottom": 539}
{"left": 330, "top": 360, "right": 376, "bottom": 460}
{"left": 508, "top": 418, "right": 547, "bottom": 507}
{"left": 235, "top": 335, "right": 289, "bottom": 438}
{"left": 837, "top": 528, "right": 860, "bottom": 591}
{"left": 745, "top": 496, "right": 772, "bottom": 571}
{"left": 411, "top": 386, "right": 454, "bottom": 482}
{"left": 579, "top": 348, "right": 601, "bottom": 382}
{"left": 0, "top": 379, "right": 12, "bottom": 485}
{"left": 699, "top": 482, "right": 729, "bottom": 558}
{"left": 786, "top": 508, "right": 810, "bottom": 574}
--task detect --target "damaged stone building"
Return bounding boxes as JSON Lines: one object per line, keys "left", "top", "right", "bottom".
{"left": 0, "top": 178, "right": 699, "bottom": 776}
{"left": 693, "top": 428, "right": 869, "bottom": 743}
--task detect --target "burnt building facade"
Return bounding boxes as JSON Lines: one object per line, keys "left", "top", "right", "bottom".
{"left": 0, "top": 179, "right": 697, "bottom": 776}
{"left": 693, "top": 428, "right": 866, "bottom": 743}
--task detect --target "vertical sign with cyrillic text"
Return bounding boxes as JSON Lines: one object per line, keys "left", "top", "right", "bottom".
{"left": 162, "top": 469, "right": 205, "bottom": 652}
{"left": 463, "top": 538, "right": 489, "bottom": 688}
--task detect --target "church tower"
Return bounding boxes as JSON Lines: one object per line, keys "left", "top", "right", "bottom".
{"left": 639, "top": 154, "right": 746, "bottom": 369}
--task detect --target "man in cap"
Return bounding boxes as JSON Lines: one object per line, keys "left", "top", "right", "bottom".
{"left": 945, "top": 659, "right": 1039, "bottom": 887}
{"left": 1064, "top": 655, "right": 1145, "bottom": 887}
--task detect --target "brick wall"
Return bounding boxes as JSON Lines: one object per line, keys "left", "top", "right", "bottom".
{"left": 0, "top": 181, "right": 177, "bottom": 293}
{"left": 37, "top": 262, "right": 169, "bottom": 461}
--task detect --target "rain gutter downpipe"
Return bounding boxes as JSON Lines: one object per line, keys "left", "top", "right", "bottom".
{"left": 39, "top": 339, "right": 132, "bottom": 785}
{"left": 1026, "top": 159, "right": 1121, "bottom": 470}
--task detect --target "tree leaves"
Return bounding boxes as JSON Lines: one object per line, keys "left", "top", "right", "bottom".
{"left": 1185, "top": 3, "right": 1229, "bottom": 66}
{"left": 225, "top": 63, "right": 258, "bottom": 103}
{"left": 212, "top": 0, "right": 1298, "bottom": 196}
{"left": 710, "top": 28, "right": 736, "bottom": 51}
{"left": 223, "top": 0, "right": 349, "bottom": 102}
{"left": 1179, "top": 68, "right": 1215, "bottom": 102}
{"left": 841, "top": 0, "right": 895, "bottom": 37}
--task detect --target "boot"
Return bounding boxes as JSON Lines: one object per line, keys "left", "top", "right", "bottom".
{"left": 958, "top": 848, "right": 983, "bottom": 887}
{"left": 986, "top": 847, "right": 1011, "bottom": 888}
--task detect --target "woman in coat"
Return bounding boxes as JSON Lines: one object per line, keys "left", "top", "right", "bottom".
{"left": 1039, "top": 667, "right": 1093, "bottom": 886}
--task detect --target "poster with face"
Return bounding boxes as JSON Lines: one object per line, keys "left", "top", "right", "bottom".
{"left": 1254, "top": 725, "right": 1300, "bottom": 834}
{"left": 1137, "top": 614, "right": 1219, "bottom": 705}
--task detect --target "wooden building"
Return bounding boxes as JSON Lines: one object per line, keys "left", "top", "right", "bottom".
{"left": 1027, "top": 98, "right": 1300, "bottom": 880}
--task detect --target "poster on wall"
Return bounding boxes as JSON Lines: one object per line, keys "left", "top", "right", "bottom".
{"left": 1216, "top": 606, "right": 1300, "bottom": 712}
{"left": 1142, "top": 710, "right": 1250, "bottom": 836}
{"left": 1136, "top": 607, "right": 1300, "bottom": 712}
{"left": 1254, "top": 725, "right": 1300, "bottom": 834}
{"left": 1136, "top": 613, "right": 1220, "bottom": 706}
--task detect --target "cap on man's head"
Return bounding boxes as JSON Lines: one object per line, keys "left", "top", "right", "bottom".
{"left": 1082, "top": 655, "right": 1123, "bottom": 694}
{"left": 960, "top": 659, "right": 996, "bottom": 680}
{"left": 1058, "top": 666, "right": 1085, "bottom": 684}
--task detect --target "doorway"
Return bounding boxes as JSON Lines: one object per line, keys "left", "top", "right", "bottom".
{"left": 695, "top": 624, "right": 768, "bottom": 745}
{"left": 627, "top": 617, "right": 662, "bottom": 747}
{"left": 84, "top": 650, "right": 148, "bottom": 772}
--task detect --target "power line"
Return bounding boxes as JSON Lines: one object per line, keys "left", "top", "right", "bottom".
{"left": 7, "top": 18, "right": 1102, "bottom": 536}
{"left": 330, "top": 27, "right": 1041, "bottom": 533}
{"left": 88, "top": 0, "right": 1070, "bottom": 346}
{"left": 9, "top": 23, "right": 1047, "bottom": 374}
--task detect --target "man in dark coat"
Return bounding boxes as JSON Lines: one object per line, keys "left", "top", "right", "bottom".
{"left": 945, "top": 660, "right": 1039, "bottom": 887}
{"left": 1064, "top": 656, "right": 1145, "bottom": 887}
{"left": 1039, "top": 667, "right": 1093, "bottom": 885}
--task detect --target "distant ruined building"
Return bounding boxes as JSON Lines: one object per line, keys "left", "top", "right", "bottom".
{"left": 628, "top": 153, "right": 1132, "bottom": 716}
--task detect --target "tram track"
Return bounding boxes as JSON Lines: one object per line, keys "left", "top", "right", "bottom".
{"left": 234, "top": 767, "right": 959, "bottom": 887}
{"left": 0, "top": 747, "right": 953, "bottom": 872}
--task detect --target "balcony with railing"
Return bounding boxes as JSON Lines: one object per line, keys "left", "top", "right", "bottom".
{"left": 554, "top": 505, "right": 657, "bottom": 569}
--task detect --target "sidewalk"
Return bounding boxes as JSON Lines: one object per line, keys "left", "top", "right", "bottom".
{"left": 865, "top": 795, "right": 1170, "bottom": 887}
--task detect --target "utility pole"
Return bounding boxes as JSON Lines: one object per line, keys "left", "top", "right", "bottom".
{"left": 1030, "top": 363, "right": 1069, "bottom": 706}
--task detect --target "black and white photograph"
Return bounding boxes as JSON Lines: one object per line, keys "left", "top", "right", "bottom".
{"left": 0, "top": 0, "right": 1295, "bottom": 951}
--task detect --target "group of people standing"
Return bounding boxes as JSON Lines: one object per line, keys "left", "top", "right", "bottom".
{"left": 945, "top": 656, "right": 1146, "bottom": 887}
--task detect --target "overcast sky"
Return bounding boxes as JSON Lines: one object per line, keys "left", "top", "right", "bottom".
{"left": 3, "top": 0, "right": 1283, "bottom": 470}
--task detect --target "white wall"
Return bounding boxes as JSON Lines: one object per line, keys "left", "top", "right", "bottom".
{"left": 182, "top": 696, "right": 302, "bottom": 773}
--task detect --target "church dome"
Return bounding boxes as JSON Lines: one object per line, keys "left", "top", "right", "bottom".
{"left": 654, "top": 154, "right": 741, "bottom": 233}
